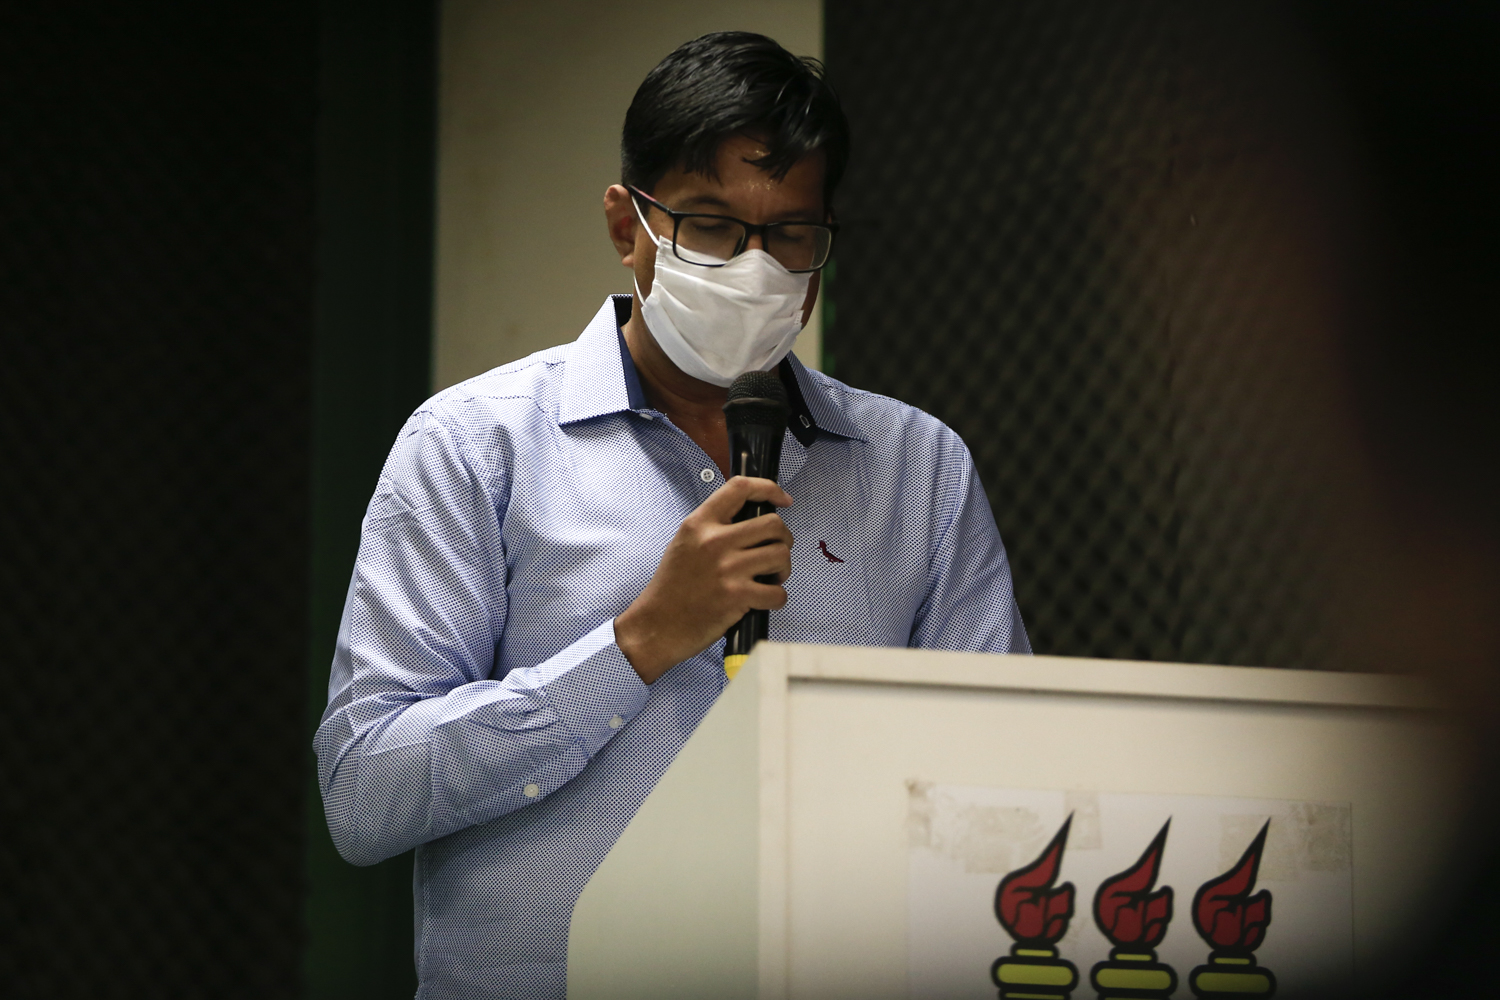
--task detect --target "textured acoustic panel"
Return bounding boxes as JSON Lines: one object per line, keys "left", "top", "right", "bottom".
{"left": 1, "top": 3, "right": 315, "bottom": 996}
{"left": 824, "top": 0, "right": 1382, "bottom": 670}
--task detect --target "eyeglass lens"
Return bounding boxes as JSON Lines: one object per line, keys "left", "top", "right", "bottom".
{"left": 674, "top": 215, "right": 832, "bottom": 271}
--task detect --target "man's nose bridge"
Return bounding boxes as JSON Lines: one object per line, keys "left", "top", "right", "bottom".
{"left": 743, "top": 225, "right": 767, "bottom": 252}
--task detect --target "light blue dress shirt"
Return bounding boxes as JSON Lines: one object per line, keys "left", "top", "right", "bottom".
{"left": 316, "top": 295, "right": 1030, "bottom": 998}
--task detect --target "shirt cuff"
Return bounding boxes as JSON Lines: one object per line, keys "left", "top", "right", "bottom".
{"left": 540, "top": 618, "right": 650, "bottom": 757}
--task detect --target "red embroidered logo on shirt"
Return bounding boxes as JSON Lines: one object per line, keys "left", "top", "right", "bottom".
{"left": 818, "top": 541, "right": 845, "bottom": 563}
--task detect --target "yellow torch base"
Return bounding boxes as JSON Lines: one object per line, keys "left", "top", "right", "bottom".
{"left": 1188, "top": 954, "right": 1276, "bottom": 999}
{"left": 992, "top": 944, "right": 1078, "bottom": 1000}
{"left": 1090, "top": 947, "right": 1178, "bottom": 999}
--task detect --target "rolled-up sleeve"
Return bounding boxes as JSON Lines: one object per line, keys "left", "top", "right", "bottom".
{"left": 314, "top": 409, "right": 648, "bottom": 866}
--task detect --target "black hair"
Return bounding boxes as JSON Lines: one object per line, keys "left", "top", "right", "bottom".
{"left": 621, "top": 31, "right": 850, "bottom": 207}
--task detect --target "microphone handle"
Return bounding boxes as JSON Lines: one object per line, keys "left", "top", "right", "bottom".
{"left": 722, "top": 433, "right": 782, "bottom": 678}
{"left": 724, "top": 497, "right": 776, "bottom": 664}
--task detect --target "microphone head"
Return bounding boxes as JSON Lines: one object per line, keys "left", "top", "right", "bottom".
{"left": 724, "top": 370, "right": 790, "bottom": 431}
{"left": 726, "top": 370, "right": 787, "bottom": 405}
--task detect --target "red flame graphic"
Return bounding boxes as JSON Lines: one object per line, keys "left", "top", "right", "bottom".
{"left": 1192, "top": 820, "right": 1273, "bottom": 952}
{"left": 1093, "top": 820, "right": 1174, "bottom": 947}
{"left": 995, "top": 816, "right": 1076, "bottom": 944}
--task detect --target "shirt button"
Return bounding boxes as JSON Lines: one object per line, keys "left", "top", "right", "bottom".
{"left": 699, "top": 468, "right": 715, "bottom": 482}
{"left": 610, "top": 715, "right": 625, "bottom": 729}
{"left": 523, "top": 783, "right": 540, "bottom": 798}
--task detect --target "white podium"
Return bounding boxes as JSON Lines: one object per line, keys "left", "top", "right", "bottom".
{"left": 568, "top": 643, "right": 1459, "bottom": 1000}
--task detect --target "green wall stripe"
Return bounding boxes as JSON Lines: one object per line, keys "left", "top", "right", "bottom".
{"left": 305, "top": 1, "right": 436, "bottom": 996}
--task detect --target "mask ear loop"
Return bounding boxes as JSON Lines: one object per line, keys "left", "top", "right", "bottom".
{"left": 631, "top": 194, "right": 662, "bottom": 306}
{"left": 631, "top": 193, "right": 665, "bottom": 250}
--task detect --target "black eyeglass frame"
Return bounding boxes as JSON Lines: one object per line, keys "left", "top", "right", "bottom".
{"left": 627, "top": 184, "right": 838, "bottom": 273}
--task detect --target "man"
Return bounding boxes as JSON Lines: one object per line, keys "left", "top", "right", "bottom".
{"left": 316, "top": 31, "right": 1029, "bottom": 998}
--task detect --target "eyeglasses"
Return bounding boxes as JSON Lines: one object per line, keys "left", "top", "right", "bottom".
{"left": 628, "top": 184, "right": 837, "bottom": 272}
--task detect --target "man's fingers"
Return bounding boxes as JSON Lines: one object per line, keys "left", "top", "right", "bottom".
{"left": 719, "top": 511, "right": 793, "bottom": 550}
{"left": 728, "top": 475, "right": 792, "bottom": 508}
{"left": 699, "top": 475, "right": 793, "bottom": 522}
{"left": 725, "top": 541, "right": 793, "bottom": 583}
{"left": 742, "top": 580, "right": 789, "bottom": 611}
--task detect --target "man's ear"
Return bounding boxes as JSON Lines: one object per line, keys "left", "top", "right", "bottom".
{"left": 603, "top": 184, "right": 638, "bottom": 266}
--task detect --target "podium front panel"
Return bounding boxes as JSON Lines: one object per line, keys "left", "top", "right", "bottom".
{"left": 570, "top": 643, "right": 1459, "bottom": 1000}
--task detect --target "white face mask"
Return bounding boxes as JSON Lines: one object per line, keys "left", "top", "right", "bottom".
{"left": 633, "top": 198, "right": 812, "bottom": 387}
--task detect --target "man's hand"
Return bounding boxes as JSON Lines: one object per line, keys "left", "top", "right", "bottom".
{"left": 615, "top": 476, "right": 794, "bottom": 683}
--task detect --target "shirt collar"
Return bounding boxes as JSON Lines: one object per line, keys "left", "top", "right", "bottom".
{"left": 779, "top": 352, "right": 867, "bottom": 444}
{"left": 616, "top": 308, "right": 649, "bottom": 411}
{"left": 559, "top": 294, "right": 866, "bottom": 445}
{"left": 558, "top": 296, "right": 642, "bottom": 424}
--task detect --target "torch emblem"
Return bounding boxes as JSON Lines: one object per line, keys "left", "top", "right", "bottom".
{"left": 1089, "top": 820, "right": 1177, "bottom": 1000}
{"left": 1188, "top": 820, "right": 1276, "bottom": 998}
{"left": 991, "top": 816, "right": 1080, "bottom": 1000}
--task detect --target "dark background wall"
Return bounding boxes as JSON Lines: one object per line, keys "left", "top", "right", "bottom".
{"left": 3, "top": 3, "right": 317, "bottom": 996}
{"left": 2, "top": 1, "right": 432, "bottom": 997}
{"left": 2, "top": 1, "right": 1494, "bottom": 997}
{"left": 824, "top": 0, "right": 1498, "bottom": 678}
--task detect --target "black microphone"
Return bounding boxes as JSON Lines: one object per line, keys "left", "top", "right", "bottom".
{"left": 721, "top": 370, "right": 790, "bottom": 678}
